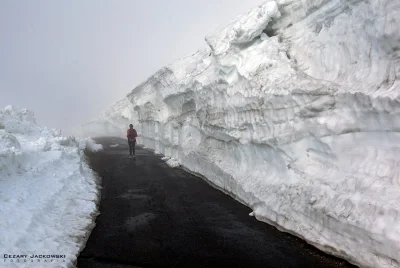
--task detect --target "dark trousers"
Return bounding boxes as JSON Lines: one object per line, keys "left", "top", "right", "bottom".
{"left": 128, "top": 140, "right": 136, "bottom": 155}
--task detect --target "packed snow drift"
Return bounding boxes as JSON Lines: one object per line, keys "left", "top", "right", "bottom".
{"left": 76, "top": 1, "right": 400, "bottom": 267}
{"left": 0, "top": 105, "right": 101, "bottom": 267}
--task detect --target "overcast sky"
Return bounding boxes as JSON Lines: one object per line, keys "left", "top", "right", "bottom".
{"left": 0, "top": 0, "right": 263, "bottom": 130}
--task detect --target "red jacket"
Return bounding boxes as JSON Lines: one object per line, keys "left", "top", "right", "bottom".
{"left": 127, "top": 129, "right": 138, "bottom": 141}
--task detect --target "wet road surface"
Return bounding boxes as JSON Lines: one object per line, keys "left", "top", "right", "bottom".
{"left": 77, "top": 137, "right": 356, "bottom": 268}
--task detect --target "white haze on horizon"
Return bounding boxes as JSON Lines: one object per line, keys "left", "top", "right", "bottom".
{"left": 0, "top": 0, "right": 263, "bottom": 131}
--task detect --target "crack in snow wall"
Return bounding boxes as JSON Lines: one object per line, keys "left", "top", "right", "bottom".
{"left": 80, "top": 1, "right": 400, "bottom": 267}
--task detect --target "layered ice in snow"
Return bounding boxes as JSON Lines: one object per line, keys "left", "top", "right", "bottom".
{"left": 75, "top": 1, "right": 400, "bottom": 267}
{"left": 0, "top": 106, "right": 101, "bottom": 267}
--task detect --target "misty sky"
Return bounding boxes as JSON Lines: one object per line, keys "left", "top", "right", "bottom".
{"left": 0, "top": 0, "right": 263, "bottom": 131}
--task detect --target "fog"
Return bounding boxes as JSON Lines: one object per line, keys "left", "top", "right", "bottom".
{"left": 0, "top": 0, "right": 263, "bottom": 131}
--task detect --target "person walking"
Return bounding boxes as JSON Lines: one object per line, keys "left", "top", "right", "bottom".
{"left": 127, "top": 124, "right": 138, "bottom": 158}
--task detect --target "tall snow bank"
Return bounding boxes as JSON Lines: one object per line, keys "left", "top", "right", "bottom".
{"left": 0, "top": 106, "right": 101, "bottom": 268}
{"left": 82, "top": 1, "right": 400, "bottom": 267}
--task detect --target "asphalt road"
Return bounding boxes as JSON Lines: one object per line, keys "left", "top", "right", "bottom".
{"left": 77, "top": 137, "right": 356, "bottom": 268}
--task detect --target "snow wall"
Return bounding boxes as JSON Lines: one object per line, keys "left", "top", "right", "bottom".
{"left": 0, "top": 105, "right": 102, "bottom": 268}
{"left": 76, "top": 1, "right": 400, "bottom": 267}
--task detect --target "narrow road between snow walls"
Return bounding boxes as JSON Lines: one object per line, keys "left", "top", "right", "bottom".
{"left": 77, "top": 137, "right": 356, "bottom": 268}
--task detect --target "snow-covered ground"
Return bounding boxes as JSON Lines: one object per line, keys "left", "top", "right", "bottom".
{"left": 74, "top": 1, "right": 400, "bottom": 267}
{"left": 0, "top": 106, "right": 101, "bottom": 267}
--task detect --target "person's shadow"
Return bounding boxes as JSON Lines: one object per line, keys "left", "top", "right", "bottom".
{"left": 131, "top": 157, "right": 137, "bottom": 166}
